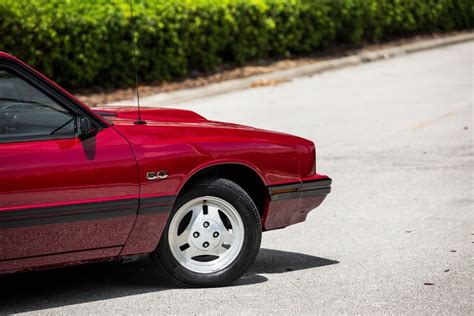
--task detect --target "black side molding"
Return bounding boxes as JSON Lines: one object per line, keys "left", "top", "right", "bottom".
{"left": 139, "top": 196, "right": 176, "bottom": 215}
{"left": 0, "top": 195, "right": 177, "bottom": 229}
{"left": 268, "top": 178, "right": 332, "bottom": 201}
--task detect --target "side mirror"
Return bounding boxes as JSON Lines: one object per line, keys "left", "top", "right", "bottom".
{"left": 77, "top": 116, "right": 98, "bottom": 140}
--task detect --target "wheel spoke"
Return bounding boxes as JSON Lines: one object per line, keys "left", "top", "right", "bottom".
{"left": 206, "top": 205, "right": 222, "bottom": 223}
{"left": 188, "top": 209, "right": 201, "bottom": 228}
{"left": 182, "top": 244, "right": 202, "bottom": 260}
{"left": 185, "top": 209, "right": 204, "bottom": 237}
{"left": 175, "top": 229, "right": 190, "bottom": 246}
{"left": 209, "top": 240, "right": 232, "bottom": 256}
{"left": 220, "top": 227, "right": 234, "bottom": 244}
{"left": 207, "top": 205, "right": 231, "bottom": 233}
{"left": 174, "top": 208, "right": 203, "bottom": 246}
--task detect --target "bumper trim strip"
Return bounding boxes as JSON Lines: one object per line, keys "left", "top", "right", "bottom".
{"left": 268, "top": 178, "right": 332, "bottom": 201}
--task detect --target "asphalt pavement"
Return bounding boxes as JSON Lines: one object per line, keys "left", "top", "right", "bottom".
{"left": 0, "top": 41, "right": 472, "bottom": 314}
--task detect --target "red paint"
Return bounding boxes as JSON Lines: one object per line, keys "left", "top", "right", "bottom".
{"left": 0, "top": 52, "right": 330, "bottom": 274}
{"left": 0, "top": 128, "right": 138, "bottom": 208}
{"left": 109, "top": 115, "right": 302, "bottom": 191}
{"left": 0, "top": 216, "right": 135, "bottom": 261}
{"left": 120, "top": 213, "right": 169, "bottom": 256}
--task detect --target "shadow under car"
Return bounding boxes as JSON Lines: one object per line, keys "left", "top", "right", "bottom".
{"left": 0, "top": 248, "right": 339, "bottom": 314}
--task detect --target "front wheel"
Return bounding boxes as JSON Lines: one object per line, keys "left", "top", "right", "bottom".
{"left": 151, "top": 178, "right": 262, "bottom": 287}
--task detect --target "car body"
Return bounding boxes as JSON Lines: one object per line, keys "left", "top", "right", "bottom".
{"left": 0, "top": 52, "right": 331, "bottom": 286}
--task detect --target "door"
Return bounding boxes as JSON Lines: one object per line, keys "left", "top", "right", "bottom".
{"left": 0, "top": 66, "right": 139, "bottom": 264}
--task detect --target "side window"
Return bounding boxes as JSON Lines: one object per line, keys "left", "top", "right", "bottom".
{"left": 0, "top": 68, "right": 75, "bottom": 142}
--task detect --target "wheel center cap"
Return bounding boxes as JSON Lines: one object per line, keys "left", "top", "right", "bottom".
{"left": 190, "top": 219, "right": 222, "bottom": 250}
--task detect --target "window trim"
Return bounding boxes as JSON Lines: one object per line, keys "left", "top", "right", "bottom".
{"left": 0, "top": 134, "right": 79, "bottom": 144}
{"left": 0, "top": 58, "right": 107, "bottom": 144}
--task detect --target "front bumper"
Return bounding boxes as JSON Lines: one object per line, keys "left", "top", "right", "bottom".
{"left": 263, "top": 175, "right": 331, "bottom": 230}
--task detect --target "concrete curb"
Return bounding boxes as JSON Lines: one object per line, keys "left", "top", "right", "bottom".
{"left": 108, "top": 32, "right": 474, "bottom": 107}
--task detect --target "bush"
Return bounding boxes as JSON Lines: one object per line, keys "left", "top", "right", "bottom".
{"left": 0, "top": 0, "right": 472, "bottom": 89}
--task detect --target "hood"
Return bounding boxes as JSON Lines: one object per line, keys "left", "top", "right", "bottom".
{"left": 93, "top": 106, "right": 300, "bottom": 143}
{"left": 93, "top": 106, "right": 207, "bottom": 123}
{"left": 92, "top": 105, "right": 278, "bottom": 135}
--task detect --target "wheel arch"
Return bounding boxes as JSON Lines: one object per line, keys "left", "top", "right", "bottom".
{"left": 177, "top": 162, "right": 268, "bottom": 219}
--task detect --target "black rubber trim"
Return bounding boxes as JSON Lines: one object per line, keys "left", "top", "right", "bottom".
{"left": 94, "top": 111, "right": 118, "bottom": 117}
{"left": 0, "top": 208, "right": 136, "bottom": 229}
{"left": 139, "top": 195, "right": 177, "bottom": 215}
{"left": 0, "top": 198, "right": 138, "bottom": 220}
{"left": 301, "top": 179, "right": 332, "bottom": 191}
{"left": 267, "top": 183, "right": 300, "bottom": 195}
{"left": 299, "top": 187, "right": 331, "bottom": 198}
{"left": 268, "top": 178, "right": 332, "bottom": 201}
{"left": 139, "top": 205, "right": 174, "bottom": 215}
{"left": 140, "top": 196, "right": 177, "bottom": 207}
{"left": 0, "top": 134, "right": 77, "bottom": 144}
{"left": 0, "top": 195, "right": 177, "bottom": 229}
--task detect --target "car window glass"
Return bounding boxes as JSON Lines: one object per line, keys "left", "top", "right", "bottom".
{"left": 0, "top": 69, "right": 75, "bottom": 142}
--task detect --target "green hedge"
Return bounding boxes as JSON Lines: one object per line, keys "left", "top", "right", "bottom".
{"left": 0, "top": 0, "right": 472, "bottom": 89}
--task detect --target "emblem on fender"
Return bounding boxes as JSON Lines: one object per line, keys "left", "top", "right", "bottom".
{"left": 146, "top": 170, "right": 168, "bottom": 181}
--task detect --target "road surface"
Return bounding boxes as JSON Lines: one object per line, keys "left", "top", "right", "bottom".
{"left": 1, "top": 41, "right": 472, "bottom": 314}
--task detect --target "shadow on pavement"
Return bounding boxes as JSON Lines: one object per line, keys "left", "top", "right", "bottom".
{"left": 0, "top": 248, "right": 338, "bottom": 313}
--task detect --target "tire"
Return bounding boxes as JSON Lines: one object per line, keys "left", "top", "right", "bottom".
{"left": 150, "top": 178, "right": 262, "bottom": 287}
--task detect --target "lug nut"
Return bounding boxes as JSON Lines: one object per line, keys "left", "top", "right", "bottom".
{"left": 203, "top": 221, "right": 209, "bottom": 228}
{"left": 193, "top": 232, "right": 200, "bottom": 238}
{"left": 213, "top": 232, "right": 219, "bottom": 238}
{"left": 203, "top": 242, "right": 209, "bottom": 248}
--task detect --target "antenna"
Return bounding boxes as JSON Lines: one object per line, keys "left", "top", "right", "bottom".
{"left": 129, "top": 0, "right": 146, "bottom": 125}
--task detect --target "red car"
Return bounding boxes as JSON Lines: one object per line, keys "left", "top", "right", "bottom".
{"left": 0, "top": 52, "right": 331, "bottom": 287}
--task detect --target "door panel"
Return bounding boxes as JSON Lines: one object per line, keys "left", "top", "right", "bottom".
{"left": 0, "top": 127, "right": 139, "bottom": 261}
